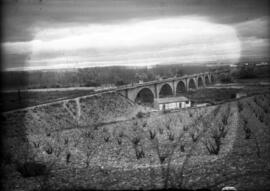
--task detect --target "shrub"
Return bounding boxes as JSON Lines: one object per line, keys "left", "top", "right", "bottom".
{"left": 32, "top": 142, "right": 40, "bottom": 148}
{"left": 44, "top": 145, "right": 53, "bottom": 155}
{"left": 135, "top": 147, "right": 145, "bottom": 159}
{"left": 84, "top": 131, "right": 94, "bottom": 139}
{"left": 204, "top": 135, "right": 219, "bottom": 155}
{"left": 66, "top": 152, "right": 71, "bottom": 164}
{"left": 204, "top": 139, "right": 220, "bottom": 155}
{"left": 190, "top": 130, "right": 199, "bottom": 142}
{"left": 259, "top": 114, "right": 264, "bottom": 123}
{"left": 136, "top": 111, "right": 144, "bottom": 118}
{"left": 218, "top": 124, "right": 228, "bottom": 138}
{"left": 159, "top": 128, "right": 164, "bottom": 134}
{"left": 204, "top": 128, "right": 223, "bottom": 155}
{"left": 166, "top": 123, "right": 170, "bottom": 130}
{"left": 149, "top": 129, "right": 156, "bottom": 140}
{"left": 238, "top": 101, "right": 243, "bottom": 112}
{"left": 104, "top": 135, "right": 110, "bottom": 142}
{"left": 158, "top": 153, "right": 169, "bottom": 164}
{"left": 213, "top": 106, "right": 221, "bottom": 117}
{"left": 183, "top": 126, "right": 188, "bottom": 131}
{"left": 94, "top": 125, "right": 98, "bottom": 130}
{"left": 115, "top": 148, "right": 121, "bottom": 155}
{"left": 244, "top": 127, "right": 251, "bottom": 139}
{"left": 222, "top": 115, "right": 228, "bottom": 126}
{"left": 243, "top": 118, "right": 248, "bottom": 125}
{"left": 117, "top": 137, "right": 122, "bottom": 145}
{"left": 242, "top": 118, "right": 251, "bottom": 139}
{"left": 254, "top": 97, "right": 258, "bottom": 105}
{"left": 167, "top": 131, "right": 174, "bottom": 141}
{"left": 132, "top": 136, "right": 140, "bottom": 146}
{"left": 16, "top": 162, "right": 47, "bottom": 177}
{"left": 118, "top": 131, "right": 124, "bottom": 138}
{"left": 143, "top": 122, "right": 147, "bottom": 127}
{"left": 263, "top": 106, "right": 268, "bottom": 113}
{"left": 180, "top": 144, "right": 185, "bottom": 152}
{"left": 64, "top": 138, "right": 69, "bottom": 145}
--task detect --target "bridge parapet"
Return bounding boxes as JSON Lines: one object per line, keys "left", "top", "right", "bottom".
{"left": 116, "top": 70, "right": 228, "bottom": 103}
{"left": 116, "top": 70, "right": 226, "bottom": 91}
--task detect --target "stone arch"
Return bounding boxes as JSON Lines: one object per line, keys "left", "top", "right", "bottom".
{"left": 176, "top": 80, "right": 186, "bottom": 95}
{"left": 198, "top": 76, "right": 204, "bottom": 88}
{"left": 205, "top": 75, "right": 210, "bottom": 85}
{"left": 159, "top": 83, "right": 173, "bottom": 98}
{"left": 188, "top": 78, "right": 196, "bottom": 90}
{"left": 135, "top": 88, "right": 155, "bottom": 106}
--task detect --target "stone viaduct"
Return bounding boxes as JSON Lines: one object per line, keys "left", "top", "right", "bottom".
{"left": 117, "top": 70, "right": 228, "bottom": 103}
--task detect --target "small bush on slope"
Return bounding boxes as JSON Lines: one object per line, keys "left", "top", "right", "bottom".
{"left": 16, "top": 161, "right": 47, "bottom": 177}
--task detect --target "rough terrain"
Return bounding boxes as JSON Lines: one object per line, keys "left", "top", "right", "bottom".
{"left": 1, "top": 92, "right": 270, "bottom": 191}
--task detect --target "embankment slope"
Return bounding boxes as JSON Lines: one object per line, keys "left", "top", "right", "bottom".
{"left": 1, "top": 93, "right": 270, "bottom": 191}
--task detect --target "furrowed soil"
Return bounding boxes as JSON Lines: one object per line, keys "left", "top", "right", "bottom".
{"left": 1, "top": 92, "right": 270, "bottom": 191}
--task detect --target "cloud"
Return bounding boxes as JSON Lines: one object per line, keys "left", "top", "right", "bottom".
{"left": 3, "top": 16, "right": 241, "bottom": 71}
{"left": 234, "top": 17, "right": 270, "bottom": 58}
{"left": 235, "top": 17, "right": 270, "bottom": 39}
{"left": 240, "top": 37, "right": 270, "bottom": 58}
{"left": 3, "top": 0, "right": 268, "bottom": 43}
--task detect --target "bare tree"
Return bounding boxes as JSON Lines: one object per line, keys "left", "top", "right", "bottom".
{"left": 84, "top": 131, "right": 102, "bottom": 168}
{"left": 34, "top": 130, "right": 66, "bottom": 191}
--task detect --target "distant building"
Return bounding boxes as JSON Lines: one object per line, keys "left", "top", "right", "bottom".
{"left": 257, "top": 62, "right": 269, "bottom": 66}
{"left": 154, "top": 96, "right": 191, "bottom": 111}
{"left": 138, "top": 80, "right": 144, "bottom": 84}
{"left": 229, "top": 64, "right": 237, "bottom": 68}
{"left": 236, "top": 92, "right": 247, "bottom": 99}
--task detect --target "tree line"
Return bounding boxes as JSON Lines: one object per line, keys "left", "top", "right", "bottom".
{"left": 1, "top": 64, "right": 217, "bottom": 90}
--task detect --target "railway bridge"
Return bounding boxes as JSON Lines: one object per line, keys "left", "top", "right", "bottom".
{"left": 117, "top": 70, "right": 228, "bottom": 104}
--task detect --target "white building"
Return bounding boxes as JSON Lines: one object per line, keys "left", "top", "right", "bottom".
{"left": 236, "top": 92, "right": 247, "bottom": 99}
{"left": 155, "top": 96, "right": 191, "bottom": 111}
{"left": 138, "top": 80, "right": 144, "bottom": 84}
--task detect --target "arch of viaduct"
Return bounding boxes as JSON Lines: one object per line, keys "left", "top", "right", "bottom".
{"left": 117, "top": 71, "right": 226, "bottom": 103}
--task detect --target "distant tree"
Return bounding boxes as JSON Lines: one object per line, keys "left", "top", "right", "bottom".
{"left": 238, "top": 64, "right": 257, "bottom": 79}
{"left": 135, "top": 72, "right": 148, "bottom": 82}
{"left": 176, "top": 69, "right": 184, "bottom": 77}
{"left": 219, "top": 74, "right": 233, "bottom": 83}
{"left": 115, "top": 80, "right": 126, "bottom": 86}
{"left": 85, "top": 81, "right": 100, "bottom": 87}
{"left": 145, "top": 71, "right": 156, "bottom": 81}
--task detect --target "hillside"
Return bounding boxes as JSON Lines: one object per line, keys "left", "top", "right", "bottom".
{"left": 1, "top": 93, "right": 270, "bottom": 191}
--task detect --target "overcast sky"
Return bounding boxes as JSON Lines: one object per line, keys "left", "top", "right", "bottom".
{"left": 2, "top": 0, "right": 269, "bottom": 71}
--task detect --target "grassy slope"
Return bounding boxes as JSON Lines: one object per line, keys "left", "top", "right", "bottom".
{"left": 185, "top": 78, "right": 270, "bottom": 105}
{"left": 0, "top": 89, "right": 95, "bottom": 112}
{"left": 1, "top": 93, "right": 270, "bottom": 191}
